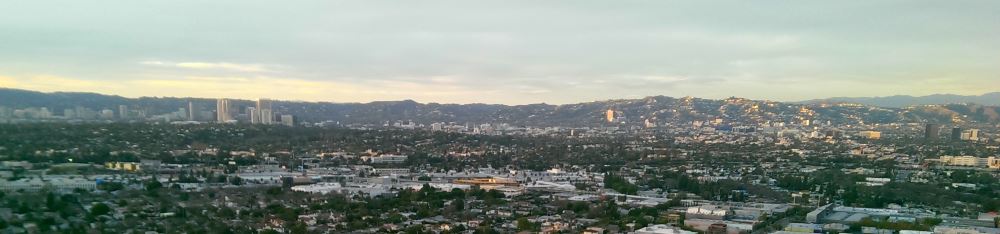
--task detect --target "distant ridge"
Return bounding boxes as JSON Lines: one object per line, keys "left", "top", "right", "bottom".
{"left": 801, "top": 92, "right": 1000, "bottom": 108}
{"left": 2, "top": 87, "right": 1000, "bottom": 125}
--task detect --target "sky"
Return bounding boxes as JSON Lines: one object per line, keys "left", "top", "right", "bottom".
{"left": 1, "top": 1, "right": 998, "bottom": 105}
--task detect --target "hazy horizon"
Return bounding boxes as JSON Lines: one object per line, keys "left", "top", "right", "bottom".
{"left": 5, "top": 86, "right": 1000, "bottom": 106}
{"left": 2, "top": 1, "right": 999, "bottom": 105}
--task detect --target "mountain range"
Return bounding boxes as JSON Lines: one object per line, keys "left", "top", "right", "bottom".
{"left": 802, "top": 92, "right": 1000, "bottom": 108}
{"left": 2, "top": 88, "right": 999, "bottom": 126}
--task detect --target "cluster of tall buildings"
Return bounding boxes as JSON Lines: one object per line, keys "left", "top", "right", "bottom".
{"left": 213, "top": 98, "right": 293, "bottom": 126}
{"left": 253, "top": 99, "right": 274, "bottom": 125}
{"left": 0, "top": 105, "right": 140, "bottom": 121}
{"left": 924, "top": 123, "right": 980, "bottom": 141}
{"left": 951, "top": 127, "right": 980, "bottom": 141}
{"left": 1, "top": 98, "right": 296, "bottom": 125}
{"left": 216, "top": 99, "right": 233, "bottom": 123}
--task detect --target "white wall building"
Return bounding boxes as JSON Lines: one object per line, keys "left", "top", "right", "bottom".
{"left": 363, "top": 154, "right": 408, "bottom": 164}
{"left": 0, "top": 177, "right": 97, "bottom": 192}
{"left": 635, "top": 225, "right": 696, "bottom": 234}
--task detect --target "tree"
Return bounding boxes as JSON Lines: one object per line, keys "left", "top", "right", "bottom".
{"left": 98, "top": 182, "right": 124, "bottom": 191}
{"left": 218, "top": 207, "right": 236, "bottom": 218}
{"left": 516, "top": 217, "right": 535, "bottom": 231}
{"left": 290, "top": 221, "right": 308, "bottom": 234}
{"left": 145, "top": 179, "right": 163, "bottom": 191}
{"left": 604, "top": 174, "right": 639, "bottom": 195}
{"left": 90, "top": 203, "right": 111, "bottom": 217}
{"left": 230, "top": 176, "right": 244, "bottom": 185}
{"left": 453, "top": 198, "right": 465, "bottom": 211}
{"left": 404, "top": 225, "right": 426, "bottom": 234}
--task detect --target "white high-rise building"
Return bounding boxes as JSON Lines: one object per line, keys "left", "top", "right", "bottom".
{"left": 39, "top": 108, "right": 53, "bottom": 119}
{"left": 63, "top": 109, "right": 76, "bottom": 119}
{"left": 188, "top": 101, "right": 196, "bottom": 121}
{"left": 177, "top": 108, "right": 188, "bottom": 120}
{"left": 257, "top": 99, "right": 273, "bottom": 124}
{"left": 280, "top": 114, "right": 296, "bottom": 127}
{"left": 217, "top": 98, "right": 233, "bottom": 123}
{"left": 248, "top": 107, "right": 260, "bottom": 124}
{"left": 118, "top": 105, "right": 129, "bottom": 119}
{"left": 100, "top": 109, "right": 114, "bottom": 119}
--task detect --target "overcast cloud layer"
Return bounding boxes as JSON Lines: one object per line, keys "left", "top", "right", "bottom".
{"left": 1, "top": 1, "right": 998, "bottom": 104}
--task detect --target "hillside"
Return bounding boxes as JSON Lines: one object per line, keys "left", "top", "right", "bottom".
{"left": 2, "top": 88, "right": 998, "bottom": 126}
{"left": 803, "top": 92, "right": 1000, "bottom": 108}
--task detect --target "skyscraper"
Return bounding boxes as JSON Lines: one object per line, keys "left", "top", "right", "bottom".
{"left": 177, "top": 108, "right": 187, "bottom": 120}
{"left": 924, "top": 123, "right": 940, "bottom": 140}
{"left": 606, "top": 109, "right": 615, "bottom": 123}
{"left": 100, "top": 109, "right": 114, "bottom": 119}
{"left": 118, "top": 105, "right": 128, "bottom": 119}
{"left": 257, "top": 99, "right": 273, "bottom": 124}
{"left": 63, "top": 109, "right": 75, "bottom": 119}
{"left": 951, "top": 127, "right": 962, "bottom": 141}
{"left": 188, "top": 101, "right": 196, "bottom": 121}
{"left": 248, "top": 107, "right": 259, "bottom": 124}
{"left": 217, "top": 98, "right": 232, "bottom": 123}
{"left": 280, "top": 114, "right": 296, "bottom": 127}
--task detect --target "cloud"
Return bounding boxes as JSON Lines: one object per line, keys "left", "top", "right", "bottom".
{"left": 0, "top": 75, "right": 125, "bottom": 92}
{"left": 629, "top": 75, "right": 689, "bottom": 83}
{"left": 0, "top": 76, "right": 18, "bottom": 87}
{"left": 128, "top": 76, "right": 360, "bottom": 99}
{"left": 640, "top": 30, "right": 803, "bottom": 51}
{"left": 1, "top": 1, "right": 999, "bottom": 104}
{"left": 140, "top": 61, "right": 270, "bottom": 72}
{"left": 0, "top": 74, "right": 502, "bottom": 103}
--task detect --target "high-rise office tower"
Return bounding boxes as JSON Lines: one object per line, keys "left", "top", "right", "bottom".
{"left": 606, "top": 109, "right": 615, "bottom": 123}
{"left": 248, "top": 107, "right": 260, "bottom": 124}
{"left": 63, "top": 109, "right": 76, "bottom": 119}
{"left": 217, "top": 98, "right": 232, "bottom": 123}
{"left": 188, "top": 101, "right": 196, "bottom": 121}
{"left": 257, "top": 99, "right": 273, "bottom": 124}
{"left": 280, "top": 114, "right": 296, "bottom": 127}
{"left": 924, "top": 123, "right": 940, "bottom": 140}
{"left": 951, "top": 127, "right": 963, "bottom": 141}
{"left": 118, "top": 105, "right": 128, "bottom": 119}
{"left": 100, "top": 109, "right": 114, "bottom": 119}
{"left": 177, "top": 108, "right": 188, "bottom": 120}
{"left": 39, "top": 108, "right": 52, "bottom": 119}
